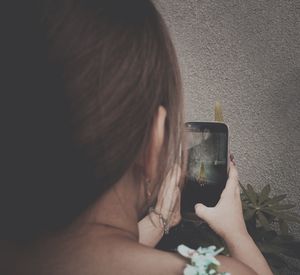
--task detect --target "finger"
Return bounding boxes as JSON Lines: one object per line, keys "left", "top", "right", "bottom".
{"left": 161, "top": 185, "right": 179, "bottom": 218}
{"left": 172, "top": 201, "right": 181, "bottom": 225}
{"left": 226, "top": 161, "right": 239, "bottom": 188}
{"left": 158, "top": 165, "right": 181, "bottom": 207}
{"left": 162, "top": 164, "right": 181, "bottom": 195}
{"left": 195, "top": 203, "right": 211, "bottom": 222}
{"left": 156, "top": 166, "right": 177, "bottom": 209}
{"left": 176, "top": 187, "right": 181, "bottom": 210}
{"left": 220, "top": 161, "right": 239, "bottom": 198}
{"left": 169, "top": 189, "right": 181, "bottom": 226}
{"left": 173, "top": 164, "right": 181, "bottom": 186}
{"left": 168, "top": 163, "right": 181, "bottom": 183}
{"left": 171, "top": 188, "right": 181, "bottom": 215}
{"left": 228, "top": 161, "right": 238, "bottom": 180}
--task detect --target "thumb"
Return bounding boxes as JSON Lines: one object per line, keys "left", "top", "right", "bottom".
{"left": 195, "top": 203, "right": 211, "bottom": 221}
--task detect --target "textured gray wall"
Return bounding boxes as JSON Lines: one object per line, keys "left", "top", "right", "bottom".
{"left": 154, "top": 0, "right": 300, "bottom": 238}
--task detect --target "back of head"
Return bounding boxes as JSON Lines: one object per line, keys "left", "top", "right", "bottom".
{"left": 0, "top": 0, "right": 186, "bottom": 241}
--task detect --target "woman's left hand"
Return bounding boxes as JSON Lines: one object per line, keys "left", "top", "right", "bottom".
{"left": 155, "top": 164, "right": 182, "bottom": 229}
{"left": 138, "top": 164, "right": 182, "bottom": 247}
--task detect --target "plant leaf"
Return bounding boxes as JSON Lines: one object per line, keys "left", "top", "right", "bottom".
{"left": 243, "top": 209, "right": 256, "bottom": 220}
{"left": 246, "top": 184, "right": 258, "bottom": 205}
{"left": 259, "top": 184, "right": 271, "bottom": 203}
{"left": 260, "top": 209, "right": 300, "bottom": 223}
{"left": 257, "top": 212, "right": 271, "bottom": 230}
{"left": 266, "top": 194, "right": 287, "bottom": 205}
{"left": 240, "top": 183, "right": 254, "bottom": 204}
{"left": 263, "top": 230, "right": 278, "bottom": 241}
{"left": 276, "top": 212, "right": 300, "bottom": 223}
{"left": 260, "top": 243, "right": 288, "bottom": 255}
{"left": 279, "top": 240, "right": 300, "bottom": 259}
{"left": 279, "top": 219, "right": 289, "bottom": 235}
{"left": 264, "top": 253, "right": 289, "bottom": 270}
{"left": 273, "top": 204, "right": 296, "bottom": 211}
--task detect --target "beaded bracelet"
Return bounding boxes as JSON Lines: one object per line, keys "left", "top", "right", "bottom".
{"left": 148, "top": 206, "right": 170, "bottom": 235}
{"left": 177, "top": 244, "right": 230, "bottom": 275}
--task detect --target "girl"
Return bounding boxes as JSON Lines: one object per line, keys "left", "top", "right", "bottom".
{"left": 0, "top": 1, "right": 273, "bottom": 274}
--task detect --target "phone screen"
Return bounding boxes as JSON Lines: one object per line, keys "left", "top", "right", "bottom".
{"left": 181, "top": 122, "right": 229, "bottom": 219}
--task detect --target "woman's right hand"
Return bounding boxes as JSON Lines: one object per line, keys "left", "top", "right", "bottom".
{"left": 194, "top": 160, "right": 248, "bottom": 241}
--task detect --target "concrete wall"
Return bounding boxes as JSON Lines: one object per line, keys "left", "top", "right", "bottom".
{"left": 154, "top": 0, "right": 300, "bottom": 238}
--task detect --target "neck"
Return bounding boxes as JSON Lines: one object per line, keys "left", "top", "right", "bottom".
{"left": 78, "top": 169, "right": 143, "bottom": 241}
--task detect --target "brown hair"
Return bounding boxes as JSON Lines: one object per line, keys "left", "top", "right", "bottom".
{"left": 0, "top": 0, "right": 187, "bottom": 240}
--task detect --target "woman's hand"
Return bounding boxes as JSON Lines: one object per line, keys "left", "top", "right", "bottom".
{"left": 155, "top": 164, "right": 182, "bottom": 229}
{"left": 138, "top": 164, "right": 181, "bottom": 247}
{"left": 195, "top": 160, "right": 248, "bottom": 241}
{"left": 195, "top": 156, "right": 273, "bottom": 274}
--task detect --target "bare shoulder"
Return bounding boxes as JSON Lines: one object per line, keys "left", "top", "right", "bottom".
{"left": 5, "top": 231, "right": 258, "bottom": 275}
{"left": 81, "top": 235, "right": 186, "bottom": 275}
{"left": 74, "top": 236, "right": 257, "bottom": 275}
{"left": 0, "top": 233, "right": 186, "bottom": 275}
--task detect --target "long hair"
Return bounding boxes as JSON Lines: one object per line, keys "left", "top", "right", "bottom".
{"left": 0, "top": 0, "right": 187, "bottom": 241}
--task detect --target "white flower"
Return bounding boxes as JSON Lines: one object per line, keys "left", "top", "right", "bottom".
{"left": 177, "top": 244, "right": 231, "bottom": 275}
{"left": 183, "top": 264, "right": 199, "bottom": 275}
{"left": 178, "top": 244, "right": 196, "bottom": 258}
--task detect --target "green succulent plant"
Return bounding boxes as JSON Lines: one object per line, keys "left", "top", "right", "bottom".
{"left": 240, "top": 183, "right": 300, "bottom": 233}
{"left": 240, "top": 183, "right": 300, "bottom": 274}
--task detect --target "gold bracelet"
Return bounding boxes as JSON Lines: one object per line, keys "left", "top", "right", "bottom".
{"left": 148, "top": 207, "right": 170, "bottom": 235}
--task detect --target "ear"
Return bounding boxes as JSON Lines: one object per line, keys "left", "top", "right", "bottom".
{"left": 145, "top": 105, "right": 167, "bottom": 181}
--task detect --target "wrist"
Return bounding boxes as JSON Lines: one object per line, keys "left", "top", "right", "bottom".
{"left": 220, "top": 222, "right": 249, "bottom": 242}
{"left": 223, "top": 229, "right": 252, "bottom": 246}
{"left": 148, "top": 211, "right": 164, "bottom": 234}
{"left": 148, "top": 207, "right": 170, "bottom": 235}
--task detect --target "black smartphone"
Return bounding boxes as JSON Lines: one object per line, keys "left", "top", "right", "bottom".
{"left": 181, "top": 122, "right": 229, "bottom": 222}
